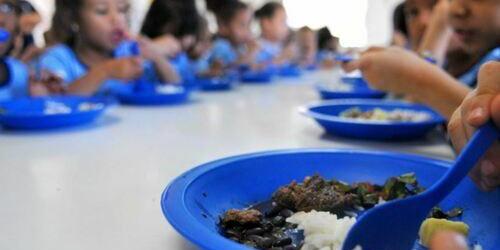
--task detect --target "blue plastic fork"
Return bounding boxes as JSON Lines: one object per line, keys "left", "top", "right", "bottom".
{"left": 342, "top": 121, "right": 499, "bottom": 250}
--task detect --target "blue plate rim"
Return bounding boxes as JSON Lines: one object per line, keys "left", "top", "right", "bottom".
{"left": 315, "top": 83, "right": 386, "bottom": 96}
{"left": 0, "top": 96, "right": 108, "bottom": 118}
{"left": 300, "top": 99, "right": 446, "bottom": 126}
{"left": 161, "top": 148, "right": 452, "bottom": 250}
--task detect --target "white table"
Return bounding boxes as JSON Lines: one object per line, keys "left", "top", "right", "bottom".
{"left": 0, "top": 70, "right": 454, "bottom": 250}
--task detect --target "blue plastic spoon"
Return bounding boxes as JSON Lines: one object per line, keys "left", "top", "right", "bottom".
{"left": 342, "top": 121, "right": 499, "bottom": 250}
{"left": 335, "top": 54, "right": 355, "bottom": 63}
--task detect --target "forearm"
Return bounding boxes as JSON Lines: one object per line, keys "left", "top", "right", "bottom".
{"left": 152, "top": 57, "right": 180, "bottom": 84}
{"left": 411, "top": 64, "right": 471, "bottom": 120}
{"left": 418, "top": 19, "right": 452, "bottom": 66}
{"left": 66, "top": 67, "right": 109, "bottom": 95}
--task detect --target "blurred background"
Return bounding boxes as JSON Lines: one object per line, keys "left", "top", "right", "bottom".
{"left": 28, "top": 0, "right": 403, "bottom": 48}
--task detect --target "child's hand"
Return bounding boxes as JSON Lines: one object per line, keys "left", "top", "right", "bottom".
{"left": 135, "top": 35, "right": 181, "bottom": 62}
{"left": 29, "top": 71, "right": 66, "bottom": 96}
{"left": 246, "top": 39, "right": 261, "bottom": 54}
{"left": 429, "top": 231, "right": 468, "bottom": 250}
{"left": 102, "top": 57, "right": 143, "bottom": 80}
{"left": 342, "top": 47, "right": 430, "bottom": 95}
{"left": 448, "top": 62, "right": 500, "bottom": 191}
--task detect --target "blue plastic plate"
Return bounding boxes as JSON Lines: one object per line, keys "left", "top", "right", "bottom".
{"left": 302, "top": 99, "right": 446, "bottom": 140}
{"left": 161, "top": 149, "right": 499, "bottom": 250}
{"left": 0, "top": 96, "right": 108, "bottom": 130}
{"left": 194, "top": 77, "right": 234, "bottom": 92}
{"left": 115, "top": 85, "right": 190, "bottom": 106}
{"left": 316, "top": 84, "right": 386, "bottom": 100}
{"left": 278, "top": 65, "right": 302, "bottom": 77}
{"left": 240, "top": 68, "right": 275, "bottom": 83}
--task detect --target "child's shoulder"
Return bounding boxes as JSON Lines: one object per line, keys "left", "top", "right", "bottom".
{"left": 41, "top": 43, "right": 76, "bottom": 62}
{"left": 212, "top": 38, "right": 232, "bottom": 50}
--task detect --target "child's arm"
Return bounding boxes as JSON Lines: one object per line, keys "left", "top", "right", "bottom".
{"left": 448, "top": 61, "right": 500, "bottom": 191}
{"left": 343, "top": 47, "right": 470, "bottom": 119}
{"left": 236, "top": 39, "right": 261, "bottom": 69}
{"left": 137, "top": 37, "right": 181, "bottom": 84}
{"left": 417, "top": 0, "right": 452, "bottom": 66}
{"left": 66, "top": 57, "right": 143, "bottom": 95}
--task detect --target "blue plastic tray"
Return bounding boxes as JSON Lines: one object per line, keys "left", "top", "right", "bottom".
{"left": 302, "top": 99, "right": 445, "bottom": 140}
{"left": 0, "top": 96, "right": 108, "bottom": 130}
{"left": 114, "top": 85, "right": 190, "bottom": 106}
{"left": 316, "top": 84, "right": 386, "bottom": 100}
{"left": 161, "top": 149, "right": 499, "bottom": 250}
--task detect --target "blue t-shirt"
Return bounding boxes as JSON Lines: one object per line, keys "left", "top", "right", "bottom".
{"left": 170, "top": 52, "right": 195, "bottom": 83}
{"left": 458, "top": 47, "right": 500, "bottom": 87}
{"left": 0, "top": 57, "right": 29, "bottom": 101}
{"left": 38, "top": 41, "right": 160, "bottom": 95}
{"left": 256, "top": 38, "right": 282, "bottom": 64}
{"left": 209, "top": 38, "right": 239, "bottom": 67}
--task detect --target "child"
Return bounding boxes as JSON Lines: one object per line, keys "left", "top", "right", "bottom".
{"left": 391, "top": 2, "right": 409, "bottom": 48}
{"left": 140, "top": 0, "right": 200, "bottom": 82}
{"left": 207, "top": 0, "right": 259, "bottom": 70}
{"left": 12, "top": 0, "right": 42, "bottom": 63}
{"left": 254, "top": 2, "right": 292, "bottom": 66}
{"left": 344, "top": 0, "right": 500, "bottom": 119}
{"left": 316, "top": 27, "right": 338, "bottom": 69}
{"left": 448, "top": 61, "right": 500, "bottom": 191}
{"left": 295, "top": 26, "right": 317, "bottom": 68}
{"left": 38, "top": 0, "right": 180, "bottom": 96}
{"left": 186, "top": 17, "right": 224, "bottom": 78}
{"left": 447, "top": 0, "right": 500, "bottom": 86}
{"left": 0, "top": 0, "right": 29, "bottom": 101}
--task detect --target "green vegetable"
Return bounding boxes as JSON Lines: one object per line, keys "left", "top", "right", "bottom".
{"left": 429, "top": 207, "right": 464, "bottom": 219}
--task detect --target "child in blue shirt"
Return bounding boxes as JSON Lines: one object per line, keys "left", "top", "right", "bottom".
{"left": 207, "top": 0, "right": 260, "bottom": 71}
{"left": 140, "top": 0, "right": 202, "bottom": 83}
{"left": 254, "top": 2, "right": 293, "bottom": 66}
{"left": 38, "top": 0, "right": 180, "bottom": 96}
{"left": 0, "top": 0, "right": 29, "bottom": 101}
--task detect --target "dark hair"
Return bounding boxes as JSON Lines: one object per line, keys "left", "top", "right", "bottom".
{"left": 206, "top": 0, "right": 248, "bottom": 25}
{"left": 317, "top": 27, "right": 338, "bottom": 51}
{"left": 254, "top": 2, "right": 283, "bottom": 20}
{"left": 48, "top": 0, "right": 84, "bottom": 46}
{"left": 141, "top": 0, "right": 200, "bottom": 39}
{"left": 0, "top": 0, "right": 21, "bottom": 16}
{"left": 393, "top": 2, "right": 407, "bottom": 36}
{"left": 18, "top": 0, "right": 37, "bottom": 14}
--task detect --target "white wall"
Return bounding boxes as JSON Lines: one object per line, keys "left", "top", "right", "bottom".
{"left": 27, "top": 0, "right": 403, "bottom": 47}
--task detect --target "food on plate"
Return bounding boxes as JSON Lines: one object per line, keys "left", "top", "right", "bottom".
{"left": 220, "top": 173, "right": 467, "bottom": 250}
{"left": 339, "top": 107, "right": 431, "bottom": 122}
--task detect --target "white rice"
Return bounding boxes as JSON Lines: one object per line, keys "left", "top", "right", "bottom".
{"left": 340, "top": 108, "right": 432, "bottom": 123}
{"left": 156, "top": 85, "right": 184, "bottom": 94}
{"left": 324, "top": 83, "right": 353, "bottom": 92}
{"left": 286, "top": 210, "right": 357, "bottom": 250}
{"left": 44, "top": 101, "right": 71, "bottom": 115}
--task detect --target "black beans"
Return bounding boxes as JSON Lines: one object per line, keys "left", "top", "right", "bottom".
{"left": 279, "top": 209, "right": 294, "bottom": 218}
{"left": 224, "top": 228, "right": 241, "bottom": 238}
{"left": 266, "top": 202, "right": 282, "bottom": 217}
{"left": 271, "top": 216, "right": 285, "bottom": 227}
{"left": 273, "top": 237, "right": 292, "bottom": 247}
{"left": 245, "top": 227, "right": 265, "bottom": 236}
{"left": 247, "top": 235, "right": 273, "bottom": 248}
